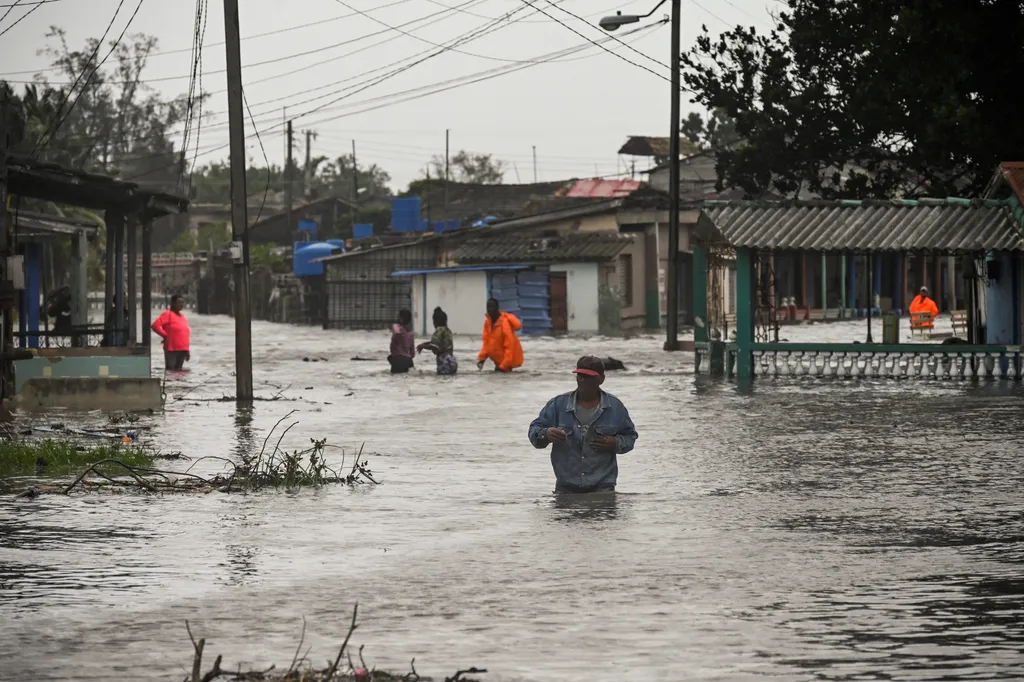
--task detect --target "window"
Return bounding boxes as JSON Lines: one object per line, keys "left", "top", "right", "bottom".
{"left": 619, "top": 254, "right": 634, "bottom": 307}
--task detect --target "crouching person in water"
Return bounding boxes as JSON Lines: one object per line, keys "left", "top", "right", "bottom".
{"left": 528, "top": 356, "right": 638, "bottom": 493}
{"left": 388, "top": 309, "right": 416, "bottom": 374}
{"left": 416, "top": 306, "right": 458, "bottom": 375}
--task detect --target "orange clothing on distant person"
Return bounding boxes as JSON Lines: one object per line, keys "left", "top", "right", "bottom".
{"left": 909, "top": 294, "right": 939, "bottom": 328}
{"left": 152, "top": 310, "right": 191, "bottom": 351}
{"left": 478, "top": 312, "right": 524, "bottom": 372}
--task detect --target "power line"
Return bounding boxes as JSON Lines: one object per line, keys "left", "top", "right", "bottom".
{"left": 0, "top": 0, "right": 25, "bottom": 22}
{"left": 516, "top": 0, "right": 672, "bottom": 84}
{"left": 243, "top": 89, "right": 270, "bottom": 225}
{"left": 32, "top": 0, "right": 130, "bottom": 155}
{"left": 0, "top": 0, "right": 491, "bottom": 85}
{"left": 546, "top": 0, "right": 670, "bottom": 71}
{"left": 0, "top": 0, "right": 41, "bottom": 38}
{"left": 123, "top": 21, "right": 662, "bottom": 178}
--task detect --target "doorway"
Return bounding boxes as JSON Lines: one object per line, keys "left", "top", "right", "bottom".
{"left": 550, "top": 271, "right": 568, "bottom": 334}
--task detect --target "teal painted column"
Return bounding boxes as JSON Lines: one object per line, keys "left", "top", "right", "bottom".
{"left": 840, "top": 255, "right": 847, "bottom": 318}
{"left": 693, "top": 246, "right": 708, "bottom": 344}
{"left": 821, "top": 252, "right": 827, "bottom": 310}
{"left": 735, "top": 247, "right": 755, "bottom": 379}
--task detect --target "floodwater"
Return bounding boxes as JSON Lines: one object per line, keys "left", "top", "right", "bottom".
{"left": 1, "top": 314, "right": 1022, "bottom": 681}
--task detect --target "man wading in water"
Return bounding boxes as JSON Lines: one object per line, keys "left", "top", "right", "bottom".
{"left": 528, "top": 356, "right": 638, "bottom": 493}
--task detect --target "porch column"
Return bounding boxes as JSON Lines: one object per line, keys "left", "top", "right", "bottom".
{"left": 895, "top": 253, "right": 905, "bottom": 315}
{"left": 917, "top": 251, "right": 927, "bottom": 291}
{"left": 872, "top": 254, "right": 882, "bottom": 311}
{"left": 127, "top": 218, "right": 139, "bottom": 345}
{"left": 799, "top": 252, "right": 808, "bottom": 309}
{"left": 735, "top": 247, "right": 755, "bottom": 380}
{"left": 104, "top": 212, "right": 118, "bottom": 342}
{"left": 645, "top": 225, "right": 661, "bottom": 329}
{"left": 847, "top": 254, "right": 857, "bottom": 311}
{"left": 23, "top": 242, "right": 41, "bottom": 348}
{"left": 113, "top": 213, "right": 126, "bottom": 346}
{"left": 840, "top": 254, "right": 847, "bottom": 318}
{"left": 821, "top": 252, "right": 827, "bottom": 312}
{"left": 933, "top": 255, "right": 943, "bottom": 312}
{"left": 70, "top": 228, "right": 89, "bottom": 346}
{"left": 142, "top": 220, "right": 153, "bottom": 346}
{"left": 693, "top": 245, "right": 708, "bottom": 344}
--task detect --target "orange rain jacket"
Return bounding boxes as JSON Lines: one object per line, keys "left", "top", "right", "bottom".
{"left": 909, "top": 294, "right": 939, "bottom": 328}
{"left": 478, "top": 311, "right": 524, "bottom": 372}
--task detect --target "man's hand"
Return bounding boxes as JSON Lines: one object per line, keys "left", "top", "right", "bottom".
{"left": 546, "top": 427, "right": 567, "bottom": 443}
{"left": 477, "top": 360, "right": 485, "bottom": 370}
{"left": 591, "top": 434, "right": 617, "bottom": 453}
{"left": 185, "top": 351, "right": 191, "bottom": 362}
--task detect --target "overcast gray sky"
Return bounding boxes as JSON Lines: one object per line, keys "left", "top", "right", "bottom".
{"left": 2, "top": 0, "right": 777, "bottom": 191}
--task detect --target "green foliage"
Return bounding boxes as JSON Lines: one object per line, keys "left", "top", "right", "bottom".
{"left": 1, "top": 28, "right": 192, "bottom": 185}
{"left": 0, "top": 439, "right": 153, "bottom": 478}
{"left": 250, "top": 244, "right": 290, "bottom": 273}
{"left": 681, "top": 0, "right": 1024, "bottom": 199}
{"left": 681, "top": 109, "right": 740, "bottom": 152}
{"left": 428, "top": 149, "right": 506, "bottom": 184}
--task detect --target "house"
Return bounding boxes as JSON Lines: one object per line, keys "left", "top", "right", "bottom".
{"left": 247, "top": 195, "right": 357, "bottom": 246}
{"left": 394, "top": 231, "right": 636, "bottom": 337}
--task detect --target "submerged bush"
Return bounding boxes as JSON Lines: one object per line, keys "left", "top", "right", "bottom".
{"left": 0, "top": 439, "right": 154, "bottom": 479}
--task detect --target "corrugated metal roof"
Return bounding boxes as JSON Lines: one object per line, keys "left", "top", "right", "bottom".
{"left": 701, "top": 198, "right": 1024, "bottom": 253}
{"left": 451, "top": 231, "right": 634, "bottom": 264}
{"left": 392, "top": 265, "right": 529, "bottom": 277}
{"left": 565, "top": 179, "right": 641, "bottom": 198}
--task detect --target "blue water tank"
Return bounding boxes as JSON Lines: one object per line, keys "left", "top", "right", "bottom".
{"left": 297, "top": 219, "right": 318, "bottom": 240}
{"left": 293, "top": 241, "right": 343, "bottom": 277}
{"left": 391, "top": 197, "right": 421, "bottom": 232}
{"left": 353, "top": 223, "right": 374, "bottom": 239}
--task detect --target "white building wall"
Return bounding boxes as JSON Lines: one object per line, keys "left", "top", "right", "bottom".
{"left": 551, "top": 263, "right": 600, "bottom": 333}
{"left": 414, "top": 271, "right": 489, "bottom": 336}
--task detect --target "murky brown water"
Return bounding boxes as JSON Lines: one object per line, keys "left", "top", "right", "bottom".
{"left": 1, "top": 314, "right": 1023, "bottom": 681}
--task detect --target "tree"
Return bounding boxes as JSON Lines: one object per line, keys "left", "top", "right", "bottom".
{"left": 4, "top": 28, "right": 195, "bottom": 186}
{"left": 680, "top": 109, "right": 741, "bottom": 151}
{"left": 312, "top": 153, "right": 392, "bottom": 203}
{"left": 429, "top": 150, "right": 506, "bottom": 184}
{"left": 680, "top": 0, "right": 1024, "bottom": 199}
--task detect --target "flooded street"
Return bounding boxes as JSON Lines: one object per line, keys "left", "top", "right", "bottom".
{"left": 1, "top": 314, "right": 1023, "bottom": 681}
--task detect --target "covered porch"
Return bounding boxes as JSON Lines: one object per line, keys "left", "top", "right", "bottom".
{"left": 2, "top": 156, "right": 189, "bottom": 409}
{"left": 692, "top": 198, "right": 1024, "bottom": 380}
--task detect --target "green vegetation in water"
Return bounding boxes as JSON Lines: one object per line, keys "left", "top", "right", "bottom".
{"left": 184, "top": 604, "right": 486, "bottom": 682}
{"left": 0, "top": 439, "right": 154, "bottom": 479}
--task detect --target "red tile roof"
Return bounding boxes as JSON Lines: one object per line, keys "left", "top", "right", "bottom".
{"left": 1000, "top": 162, "right": 1024, "bottom": 205}
{"left": 565, "top": 179, "right": 641, "bottom": 198}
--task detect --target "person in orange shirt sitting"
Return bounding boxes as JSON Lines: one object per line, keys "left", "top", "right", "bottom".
{"left": 909, "top": 286, "right": 939, "bottom": 329}
{"left": 477, "top": 298, "right": 524, "bottom": 372}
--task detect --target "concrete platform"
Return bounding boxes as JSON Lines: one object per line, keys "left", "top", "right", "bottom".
{"left": 14, "top": 377, "right": 164, "bottom": 413}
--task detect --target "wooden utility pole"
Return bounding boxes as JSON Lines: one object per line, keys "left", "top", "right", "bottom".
{"left": 285, "top": 120, "right": 294, "bottom": 233}
{"left": 223, "top": 0, "right": 254, "bottom": 401}
{"left": 444, "top": 129, "right": 450, "bottom": 211}
{"left": 532, "top": 146, "right": 537, "bottom": 183}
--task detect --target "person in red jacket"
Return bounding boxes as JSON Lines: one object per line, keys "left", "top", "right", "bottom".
{"left": 152, "top": 294, "right": 191, "bottom": 370}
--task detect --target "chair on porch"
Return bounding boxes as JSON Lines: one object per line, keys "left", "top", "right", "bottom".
{"left": 950, "top": 310, "right": 968, "bottom": 337}
{"left": 910, "top": 311, "right": 935, "bottom": 338}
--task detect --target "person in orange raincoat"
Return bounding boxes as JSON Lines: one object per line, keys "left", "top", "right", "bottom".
{"left": 909, "top": 286, "right": 939, "bottom": 328}
{"left": 477, "top": 298, "right": 524, "bottom": 372}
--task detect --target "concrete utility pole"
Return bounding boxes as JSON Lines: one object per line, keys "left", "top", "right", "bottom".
{"left": 350, "top": 139, "right": 358, "bottom": 227}
{"left": 303, "top": 129, "right": 316, "bottom": 199}
{"left": 285, "top": 120, "right": 294, "bottom": 233}
{"left": 532, "top": 146, "right": 538, "bottom": 183}
{"left": 444, "top": 129, "right": 450, "bottom": 211}
{"left": 223, "top": 0, "right": 254, "bottom": 401}
{"left": 664, "top": 0, "right": 682, "bottom": 351}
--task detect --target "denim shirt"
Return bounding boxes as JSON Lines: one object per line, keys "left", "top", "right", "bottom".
{"left": 528, "top": 390, "right": 638, "bottom": 491}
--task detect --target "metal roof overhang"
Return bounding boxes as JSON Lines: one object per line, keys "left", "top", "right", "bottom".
{"left": 392, "top": 265, "right": 530, "bottom": 277}
{"left": 700, "top": 199, "right": 1024, "bottom": 254}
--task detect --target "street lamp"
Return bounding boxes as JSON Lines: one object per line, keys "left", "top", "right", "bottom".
{"left": 601, "top": 0, "right": 681, "bottom": 351}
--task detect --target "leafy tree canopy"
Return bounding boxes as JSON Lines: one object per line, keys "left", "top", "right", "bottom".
{"left": 681, "top": 0, "right": 1024, "bottom": 199}
{"left": 429, "top": 149, "right": 506, "bottom": 184}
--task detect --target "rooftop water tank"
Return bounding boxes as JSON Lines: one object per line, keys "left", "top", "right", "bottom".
{"left": 293, "top": 241, "right": 343, "bottom": 277}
